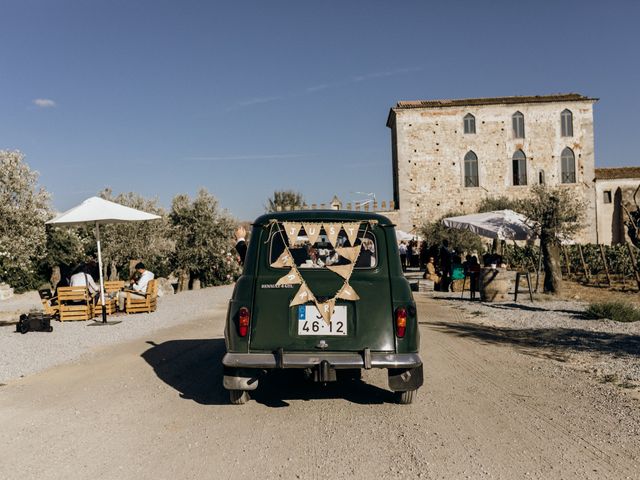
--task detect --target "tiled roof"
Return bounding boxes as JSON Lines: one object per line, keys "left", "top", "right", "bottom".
{"left": 595, "top": 167, "right": 640, "bottom": 180}
{"left": 393, "top": 93, "right": 597, "bottom": 109}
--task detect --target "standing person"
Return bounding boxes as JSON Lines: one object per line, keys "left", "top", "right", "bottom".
{"left": 439, "top": 239, "right": 453, "bottom": 291}
{"left": 118, "top": 262, "right": 154, "bottom": 311}
{"left": 398, "top": 241, "right": 407, "bottom": 271}
{"left": 407, "top": 241, "right": 414, "bottom": 269}
{"left": 235, "top": 226, "right": 248, "bottom": 266}
{"left": 419, "top": 241, "right": 428, "bottom": 271}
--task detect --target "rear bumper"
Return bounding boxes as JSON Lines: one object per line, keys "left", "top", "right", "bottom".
{"left": 222, "top": 351, "right": 422, "bottom": 369}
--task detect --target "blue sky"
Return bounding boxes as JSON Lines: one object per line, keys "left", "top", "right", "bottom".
{"left": 1, "top": 0, "right": 638, "bottom": 220}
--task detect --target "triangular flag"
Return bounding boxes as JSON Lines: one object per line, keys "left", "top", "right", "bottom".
{"left": 336, "top": 282, "right": 360, "bottom": 301}
{"left": 326, "top": 263, "right": 354, "bottom": 280}
{"left": 282, "top": 222, "right": 302, "bottom": 247}
{"left": 323, "top": 223, "right": 340, "bottom": 247}
{"left": 335, "top": 245, "right": 361, "bottom": 264}
{"left": 303, "top": 223, "right": 321, "bottom": 245}
{"left": 276, "top": 267, "right": 302, "bottom": 285}
{"left": 270, "top": 249, "right": 295, "bottom": 268}
{"left": 342, "top": 222, "right": 360, "bottom": 246}
{"left": 289, "top": 282, "right": 315, "bottom": 306}
{"left": 315, "top": 298, "right": 336, "bottom": 325}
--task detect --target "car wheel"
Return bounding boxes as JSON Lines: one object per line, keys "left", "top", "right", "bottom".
{"left": 47, "top": 326, "right": 53, "bottom": 332}
{"left": 229, "top": 390, "right": 250, "bottom": 405}
{"left": 395, "top": 389, "right": 416, "bottom": 405}
{"left": 19, "top": 323, "right": 29, "bottom": 334}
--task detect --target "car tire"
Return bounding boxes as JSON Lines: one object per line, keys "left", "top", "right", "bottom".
{"left": 229, "top": 390, "right": 250, "bottom": 405}
{"left": 395, "top": 389, "right": 416, "bottom": 405}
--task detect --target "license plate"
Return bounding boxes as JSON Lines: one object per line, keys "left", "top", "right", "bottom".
{"left": 297, "top": 305, "right": 347, "bottom": 336}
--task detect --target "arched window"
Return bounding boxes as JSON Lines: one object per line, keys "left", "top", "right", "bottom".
{"left": 464, "top": 151, "right": 479, "bottom": 187}
{"left": 538, "top": 169, "right": 546, "bottom": 185}
{"left": 512, "top": 111, "right": 525, "bottom": 138}
{"left": 512, "top": 150, "right": 527, "bottom": 185}
{"left": 561, "top": 109, "right": 573, "bottom": 137}
{"left": 463, "top": 113, "right": 476, "bottom": 134}
{"left": 561, "top": 147, "right": 576, "bottom": 183}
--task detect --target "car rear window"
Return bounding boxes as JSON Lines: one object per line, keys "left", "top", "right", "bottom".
{"left": 269, "top": 225, "right": 377, "bottom": 269}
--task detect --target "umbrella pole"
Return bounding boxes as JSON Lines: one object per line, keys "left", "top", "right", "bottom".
{"left": 95, "top": 222, "right": 107, "bottom": 323}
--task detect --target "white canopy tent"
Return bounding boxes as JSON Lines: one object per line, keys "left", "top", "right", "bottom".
{"left": 442, "top": 209, "right": 534, "bottom": 241}
{"left": 46, "top": 196, "right": 161, "bottom": 323}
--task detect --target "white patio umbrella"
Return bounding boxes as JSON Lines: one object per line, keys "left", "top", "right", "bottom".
{"left": 442, "top": 209, "right": 534, "bottom": 241}
{"left": 46, "top": 196, "right": 161, "bottom": 323}
{"left": 395, "top": 229, "right": 415, "bottom": 242}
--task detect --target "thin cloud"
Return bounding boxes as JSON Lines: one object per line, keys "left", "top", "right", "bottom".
{"left": 33, "top": 98, "right": 57, "bottom": 108}
{"left": 230, "top": 66, "right": 422, "bottom": 110}
{"left": 183, "top": 153, "right": 309, "bottom": 162}
{"left": 227, "top": 95, "right": 283, "bottom": 111}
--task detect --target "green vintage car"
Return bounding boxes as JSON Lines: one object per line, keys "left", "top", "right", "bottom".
{"left": 223, "top": 210, "right": 423, "bottom": 404}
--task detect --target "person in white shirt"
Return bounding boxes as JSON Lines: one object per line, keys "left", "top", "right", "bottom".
{"left": 118, "top": 262, "right": 154, "bottom": 311}
{"left": 69, "top": 264, "right": 100, "bottom": 299}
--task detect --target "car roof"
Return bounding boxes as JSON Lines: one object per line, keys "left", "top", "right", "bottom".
{"left": 253, "top": 210, "right": 395, "bottom": 227}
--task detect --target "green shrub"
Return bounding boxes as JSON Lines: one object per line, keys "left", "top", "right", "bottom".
{"left": 585, "top": 301, "right": 640, "bottom": 322}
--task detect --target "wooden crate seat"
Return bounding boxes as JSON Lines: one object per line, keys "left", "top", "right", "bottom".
{"left": 58, "top": 286, "right": 94, "bottom": 322}
{"left": 125, "top": 279, "right": 158, "bottom": 314}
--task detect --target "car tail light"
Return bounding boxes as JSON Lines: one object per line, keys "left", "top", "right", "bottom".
{"left": 238, "top": 307, "right": 250, "bottom": 337}
{"left": 395, "top": 307, "right": 407, "bottom": 338}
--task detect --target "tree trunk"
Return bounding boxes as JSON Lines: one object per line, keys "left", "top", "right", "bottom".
{"left": 541, "top": 231, "right": 563, "bottom": 294}
{"left": 108, "top": 260, "right": 118, "bottom": 281}
{"left": 50, "top": 265, "right": 61, "bottom": 289}
{"left": 178, "top": 270, "right": 190, "bottom": 292}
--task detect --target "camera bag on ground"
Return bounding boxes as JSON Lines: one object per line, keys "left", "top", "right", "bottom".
{"left": 16, "top": 313, "right": 54, "bottom": 334}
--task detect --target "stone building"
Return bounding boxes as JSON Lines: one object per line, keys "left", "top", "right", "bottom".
{"left": 386, "top": 93, "right": 598, "bottom": 243}
{"left": 594, "top": 167, "right": 640, "bottom": 244}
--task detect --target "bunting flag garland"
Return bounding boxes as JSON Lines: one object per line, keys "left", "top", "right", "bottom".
{"left": 335, "top": 245, "right": 361, "bottom": 263}
{"left": 270, "top": 250, "right": 295, "bottom": 268}
{"left": 270, "top": 220, "right": 377, "bottom": 321}
{"left": 323, "top": 223, "right": 340, "bottom": 247}
{"left": 316, "top": 298, "right": 336, "bottom": 325}
{"left": 276, "top": 267, "right": 303, "bottom": 285}
{"left": 303, "top": 222, "right": 321, "bottom": 245}
{"left": 341, "top": 222, "right": 360, "bottom": 246}
{"left": 336, "top": 282, "right": 360, "bottom": 301}
{"left": 326, "top": 263, "right": 355, "bottom": 280}
{"left": 282, "top": 222, "right": 302, "bottom": 246}
{"left": 289, "top": 282, "right": 316, "bottom": 307}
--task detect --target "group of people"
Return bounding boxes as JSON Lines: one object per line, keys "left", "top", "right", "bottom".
{"left": 56, "top": 261, "right": 154, "bottom": 311}
{"left": 415, "top": 239, "right": 508, "bottom": 296}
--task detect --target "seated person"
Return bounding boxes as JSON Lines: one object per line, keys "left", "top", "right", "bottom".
{"left": 117, "top": 262, "right": 155, "bottom": 311}
{"left": 69, "top": 264, "right": 100, "bottom": 301}
{"left": 423, "top": 257, "right": 440, "bottom": 283}
{"left": 355, "top": 238, "right": 376, "bottom": 268}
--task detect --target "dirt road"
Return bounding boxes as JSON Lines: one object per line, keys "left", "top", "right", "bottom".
{"left": 1, "top": 293, "right": 638, "bottom": 479}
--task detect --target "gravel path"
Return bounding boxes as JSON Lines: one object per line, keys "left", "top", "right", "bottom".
{"left": 429, "top": 290, "right": 640, "bottom": 388}
{"left": 0, "top": 285, "right": 233, "bottom": 384}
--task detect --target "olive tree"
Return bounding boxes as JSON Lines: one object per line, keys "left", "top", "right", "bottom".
{"left": 421, "top": 211, "right": 484, "bottom": 255}
{"left": 265, "top": 190, "right": 305, "bottom": 212}
{"left": 170, "top": 189, "right": 241, "bottom": 290}
{"left": 521, "top": 186, "right": 586, "bottom": 294}
{"left": 98, "top": 189, "right": 174, "bottom": 279}
{"left": 0, "top": 151, "right": 50, "bottom": 291}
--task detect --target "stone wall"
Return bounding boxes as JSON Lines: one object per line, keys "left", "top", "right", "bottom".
{"left": 388, "top": 100, "right": 598, "bottom": 243}
{"left": 595, "top": 178, "right": 640, "bottom": 244}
